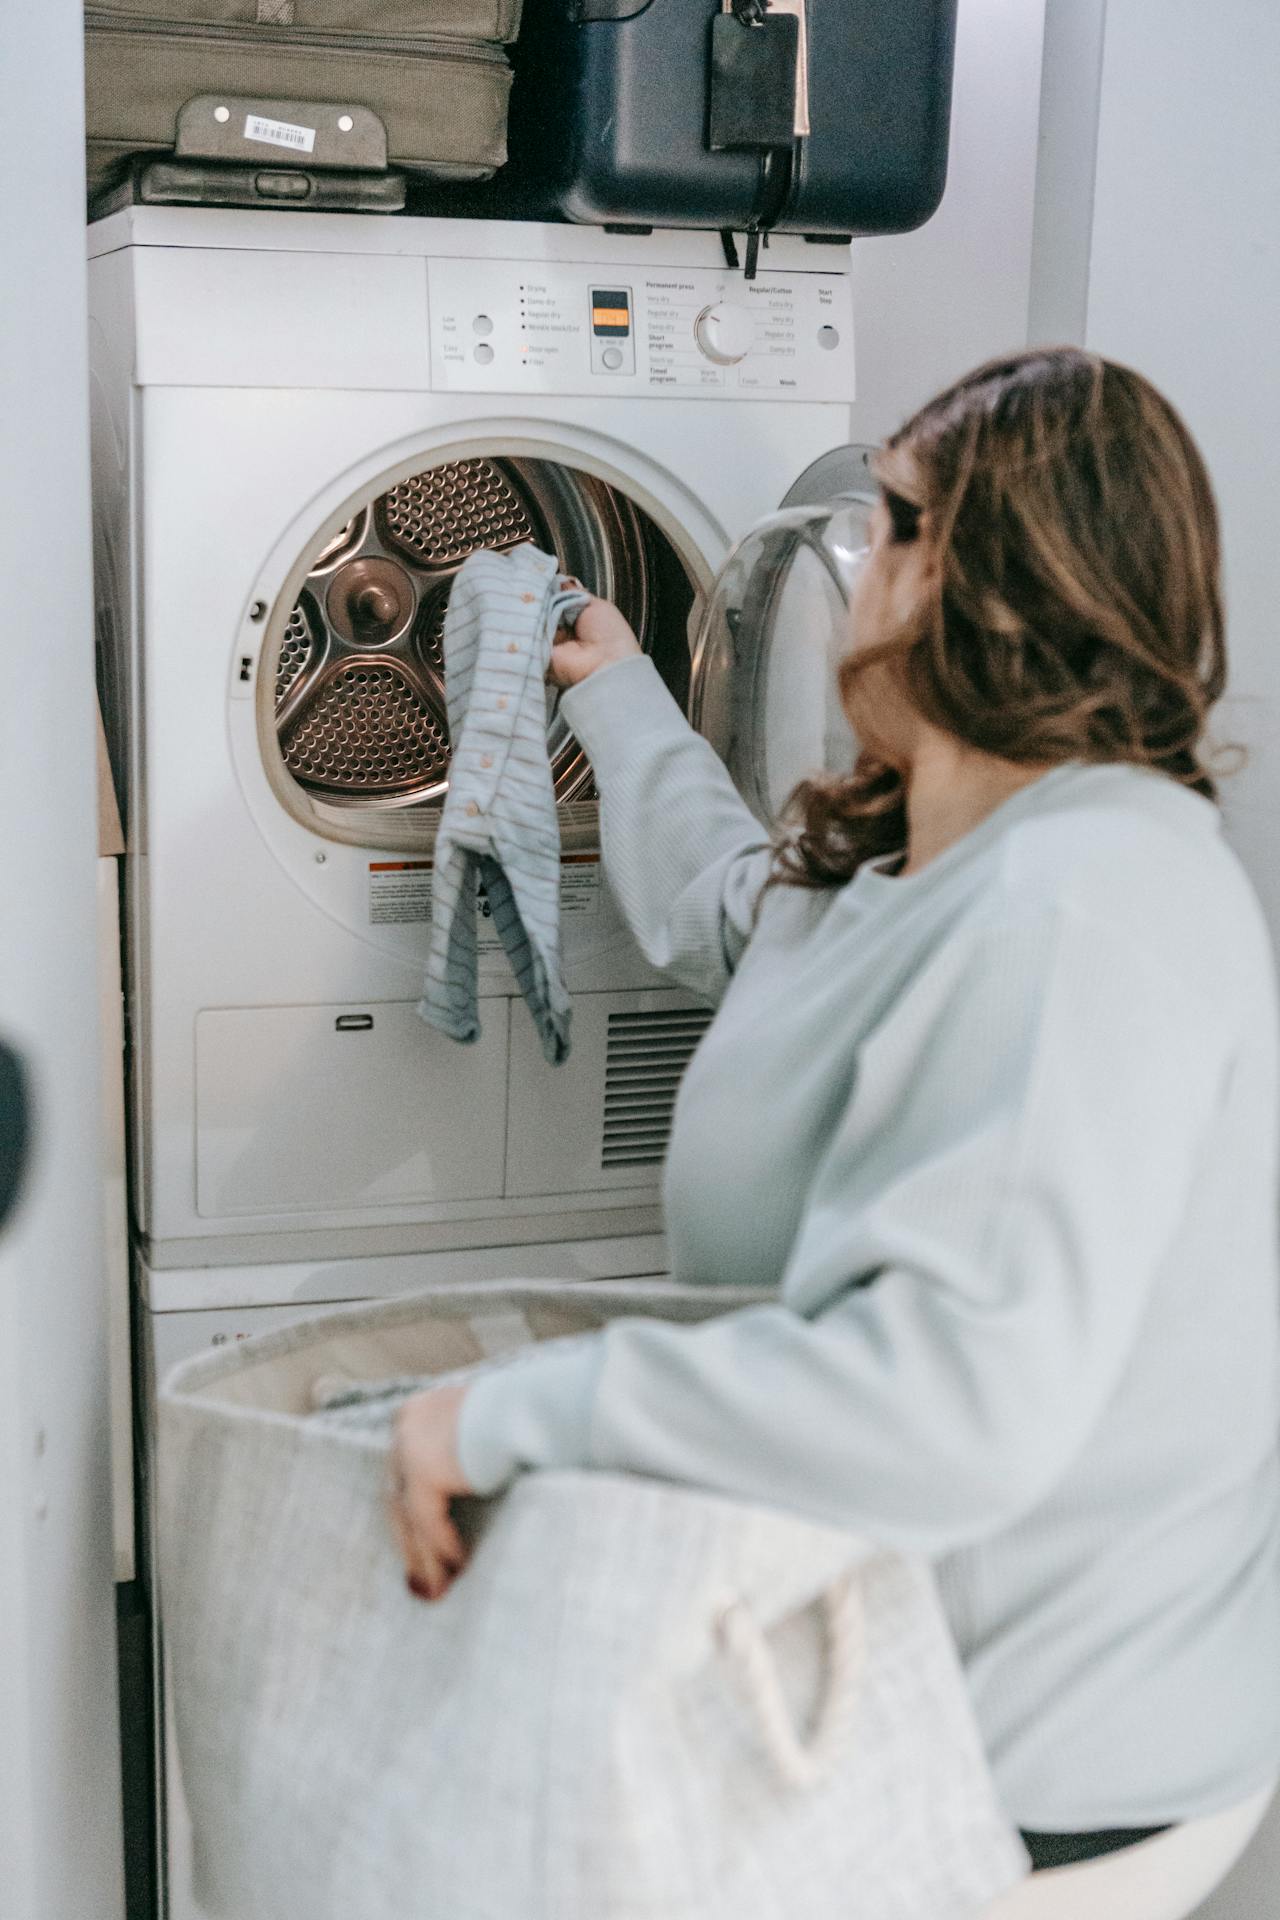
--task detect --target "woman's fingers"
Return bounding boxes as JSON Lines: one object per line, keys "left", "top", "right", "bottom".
{"left": 548, "top": 638, "right": 591, "bottom": 689}
{"left": 547, "top": 595, "right": 643, "bottom": 689}
{"left": 389, "top": 1472, "right": 468, "bottom": 1601}
{"left": 392, "top": 1494, "right": 456, "bottom": 1601}
{"left": 384, "top": 1384, "right": 474, "bottom": 1600}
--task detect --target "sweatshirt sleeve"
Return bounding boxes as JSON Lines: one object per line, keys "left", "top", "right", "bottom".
{"left": 458, "top": 901, "right": 1228, "bottom": 1551}
{"left": 559, "top": 654, "right": 773, "bottom": 1004}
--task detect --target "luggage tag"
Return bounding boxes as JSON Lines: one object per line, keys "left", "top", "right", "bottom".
{"left": 708, "top": 4, "right": 800, "bottom": 152}
{"left": 766, "top": 0, "right": 811, "bottom": 138}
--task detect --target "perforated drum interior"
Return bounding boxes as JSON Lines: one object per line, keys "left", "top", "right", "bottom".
{"left": 272, "top": 456, "right": 694, "bottom": 812}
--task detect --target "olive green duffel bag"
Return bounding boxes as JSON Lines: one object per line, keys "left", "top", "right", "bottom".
{"left": 85, "top": 0, "right": 522, "bottom": 201}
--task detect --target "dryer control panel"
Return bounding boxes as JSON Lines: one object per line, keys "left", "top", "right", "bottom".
{"left": 426, "top": 257, "right": 854, "bottom": 402}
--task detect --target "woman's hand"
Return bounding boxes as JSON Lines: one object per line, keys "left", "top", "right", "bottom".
{"left": 549, "top": 594, "right": 643, "bottom": 689}
{"left": 388, "top": 1383, "right": 473, "bottom": 1602}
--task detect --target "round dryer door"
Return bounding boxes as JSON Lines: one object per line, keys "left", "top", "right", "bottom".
{"left": 271, "top": 456, "right": 694, "bottom": 817}
{"left": 691, "top": 491, "right": 875, "bottom": 826}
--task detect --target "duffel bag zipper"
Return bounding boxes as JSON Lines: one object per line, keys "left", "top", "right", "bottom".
{"left": 83, "top": 10, "right": 507, "bottom": 66}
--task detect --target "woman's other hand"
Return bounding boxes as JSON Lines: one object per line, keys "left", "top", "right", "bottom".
{"left": 388, "top": 1384, "right": 472, "bottom": 1602}
{"left": 549, "top": 594, "right": 642, "bottom": 689}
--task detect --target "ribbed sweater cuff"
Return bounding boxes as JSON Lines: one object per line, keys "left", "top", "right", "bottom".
{"left": 559, "top": 653, "right": 691, "bottom": 774}
{"left": 455, "top": 1338, "right": 606, "bottom": 1496}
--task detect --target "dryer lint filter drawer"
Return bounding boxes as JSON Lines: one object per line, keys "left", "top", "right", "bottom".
{"left": 195, "top": 1001, "right": 510, "bottom": 1217}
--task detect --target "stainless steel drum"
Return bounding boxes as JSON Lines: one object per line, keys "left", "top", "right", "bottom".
{"left": 273, "top": 456, "right": 673, "bottom": 811}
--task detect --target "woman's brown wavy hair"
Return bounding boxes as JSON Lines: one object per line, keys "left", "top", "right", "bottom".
{"left": 774, "top": 347, "right": 1227, "bottom": 888}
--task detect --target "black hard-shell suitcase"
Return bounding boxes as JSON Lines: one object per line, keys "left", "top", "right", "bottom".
{"left": 498, "top": 0, "right": 958, "bottom": 242}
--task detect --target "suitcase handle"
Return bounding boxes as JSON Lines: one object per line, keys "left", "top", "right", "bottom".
{"left": 175, "top": 95, "right": 388, "bottom": 172}
{"left": 716, "top": 1571, "right": 867, "bottom": 1790}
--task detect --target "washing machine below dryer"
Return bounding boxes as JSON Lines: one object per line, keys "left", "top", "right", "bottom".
{"left": 88, "top": 208, "right": 860, "bottom": 1298}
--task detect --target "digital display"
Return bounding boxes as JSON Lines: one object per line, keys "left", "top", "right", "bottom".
{"left": 591, "top": 288, "right": 632, "bottom": 338}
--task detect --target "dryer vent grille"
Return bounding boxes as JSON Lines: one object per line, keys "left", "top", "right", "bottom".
{"left": 601, "top": 1008, "right": 713, "bottom": 1170}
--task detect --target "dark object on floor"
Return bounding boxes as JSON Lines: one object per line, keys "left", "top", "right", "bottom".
{"left": 0, "top": 1040, "right": 30, "bottom": 1232}
{"left": 117, "top": 1580, "right": 158, "bottom": 1920}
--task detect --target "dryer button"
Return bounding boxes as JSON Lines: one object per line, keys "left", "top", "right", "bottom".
{"left": 474, "top": 343, "right": 495, "bottom": 366}
{"left": 601, "top": 346, "right": 624, "bottom": 371}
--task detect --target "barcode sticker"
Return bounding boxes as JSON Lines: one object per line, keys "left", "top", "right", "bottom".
{"left": 244, "top": 113, "right": 316, "bottom": 155}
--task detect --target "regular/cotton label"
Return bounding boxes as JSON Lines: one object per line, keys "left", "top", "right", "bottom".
{"left": 243, "top": 113, "right": 317, "bottom": 155}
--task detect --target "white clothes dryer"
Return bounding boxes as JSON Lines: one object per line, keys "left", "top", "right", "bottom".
{"left": 88, "top": 207, "right": 861, "bottom": 1309}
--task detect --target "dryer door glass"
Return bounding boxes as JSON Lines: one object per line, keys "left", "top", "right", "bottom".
{"left": 272, "top": 456, "right": 694, "bottom": 818}
{"left": 690, "top": 493, "right": 874, "bottom": 826}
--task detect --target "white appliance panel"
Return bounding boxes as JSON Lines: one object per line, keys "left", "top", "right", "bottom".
{"left": 427, "top": 256, "right": 854, "bottom": 401}
{"left": 131, "top": 243, "right": 429, "bottom": 390}
{"left": 142, "top": 1235, "right": 670, "bottom": 1317}
{"left": 195, "top": 999, "right": 512, "bottom": 1216}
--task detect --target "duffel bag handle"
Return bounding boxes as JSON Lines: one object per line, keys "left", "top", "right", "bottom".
{"left": 717, "top": 1571, "right": 866, "bottom": 1791}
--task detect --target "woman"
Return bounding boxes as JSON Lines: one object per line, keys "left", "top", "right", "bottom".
{"left": 389, "top": 350, "right": 1280, "bottom": 1897}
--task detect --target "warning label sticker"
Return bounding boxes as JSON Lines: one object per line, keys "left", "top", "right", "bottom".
{"left": 368, "top": 861, "right": 433, "bottom": 927}
{"left": 559, "top": 853, "right": 602, "bottom": 918}
{"left": 368, "top": 856, "right": 599, "bottom": 940}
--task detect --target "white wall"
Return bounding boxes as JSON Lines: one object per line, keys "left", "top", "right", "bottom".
{"left": 0, "top": 4, "right": 127, "bottom": 1917}
{"left": 1085, "top": 0, "right": 1280, "bottom": 953}
{"left": 1036, "top": 0, "right": 1280, "bottom": 1911}
{"left": 848, "top": 0, "right": 1048, "bottom": 446}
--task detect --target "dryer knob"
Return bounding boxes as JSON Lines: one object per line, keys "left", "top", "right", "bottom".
{"left": 694, "top": 302, "right": 756, "bottom": 366}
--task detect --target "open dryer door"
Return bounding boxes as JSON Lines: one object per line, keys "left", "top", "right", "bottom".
{"left": 690, "top": 479, "right": 877, "bottom": 826}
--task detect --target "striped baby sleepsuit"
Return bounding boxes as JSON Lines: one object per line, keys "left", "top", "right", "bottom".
{"left": 419, "top": 545, "right": 590, "bottom": 1065}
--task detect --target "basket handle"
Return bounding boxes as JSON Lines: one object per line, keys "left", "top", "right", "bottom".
{"left": 717, "top": 1572, "right": 866, "bottom": 1791}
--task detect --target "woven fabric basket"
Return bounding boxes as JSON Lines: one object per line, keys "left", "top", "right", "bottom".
{"left": 160, "top": 1280, "right": 1028, "bottom": 1920}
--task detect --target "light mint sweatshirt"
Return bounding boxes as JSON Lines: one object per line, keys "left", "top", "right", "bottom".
{"left": 457, "top": 653, "right": 1280, "bottom": 1831}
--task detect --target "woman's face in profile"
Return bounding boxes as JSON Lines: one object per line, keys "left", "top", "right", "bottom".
{"left": 843, "top": 495, "right": 933, "bottom": 763}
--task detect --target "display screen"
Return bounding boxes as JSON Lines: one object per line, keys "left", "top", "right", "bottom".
{"left": 591, "top": 289, "right": 632, "bottom": 338}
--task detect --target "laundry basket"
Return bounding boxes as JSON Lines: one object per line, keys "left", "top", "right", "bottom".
{"left": 159, "top": 1281, "right": 1027, "bottom": 1920}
